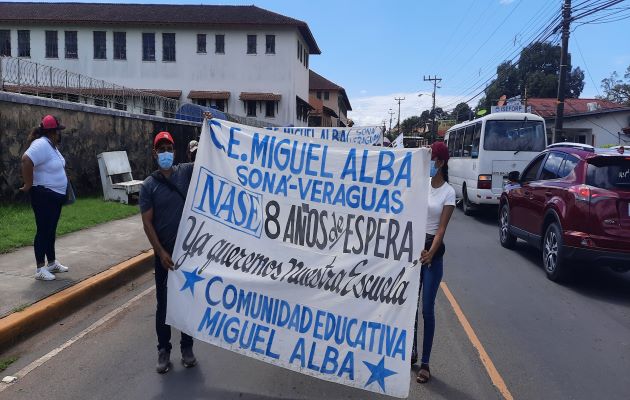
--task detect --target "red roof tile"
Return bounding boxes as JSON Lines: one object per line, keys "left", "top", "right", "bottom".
{"left": 239, "top": 92, "right": 281, "bottom": 101}
{"left": 188, "top": 91, "right": 230, "bottom": 100}
{"left": 528, "top": 98, "right": 627, "bottom": 118}
{"left": 309, "top": 70, "right": 352, "bottom": 111}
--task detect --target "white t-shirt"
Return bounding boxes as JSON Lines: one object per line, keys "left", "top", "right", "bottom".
{"left": 24, "top": 137, "right": 67, "bottom": 195}
{"left": 426, "top": 181, "right": 456, "bottom": 235}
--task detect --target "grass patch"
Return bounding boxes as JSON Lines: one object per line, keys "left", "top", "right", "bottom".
{"left": 0, "top": 356, "right": 18, "bottom": 373}
{"left": 0, "top": 197, "right": 139, "bottom": 253}
{"left": 11, "top": 304, "right": 29, "bottom": 313}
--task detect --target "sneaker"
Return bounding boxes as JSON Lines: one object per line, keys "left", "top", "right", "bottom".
{"left": 181, "top": 347, "right": 197, "bottom": 368}
{"left": 156, "top": 349, "right": 171, "bottom": 374}
{"left": 35, "top": 268, "right": 56, "bottom": 281}
{"left": 47, "top": 261, "right": 69, "bottom": 273}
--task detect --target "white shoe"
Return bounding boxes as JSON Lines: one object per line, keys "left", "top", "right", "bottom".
{"left": 47, "top": 261, "right": 69, "bottom": 273}
{"left": 35, "top": 268, "right": 56, "bottom": 281}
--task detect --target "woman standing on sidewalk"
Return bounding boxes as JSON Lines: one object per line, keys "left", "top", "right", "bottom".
{"left": 413, "top": 141, "right": 456, "bottom": 383}
{"left": 20, "top": 115, "right": 70, "bottom": 281}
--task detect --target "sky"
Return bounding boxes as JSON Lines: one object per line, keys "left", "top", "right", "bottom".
{"left": 11, "top": 0, "right": 630, "bottom": 125}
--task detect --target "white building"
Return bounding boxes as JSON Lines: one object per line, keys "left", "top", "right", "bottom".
{"left": 529, "top": 98, "right": 630, "bottom": 147}
{"left": 0, "top": 2, "right": 320, "bottom": 125}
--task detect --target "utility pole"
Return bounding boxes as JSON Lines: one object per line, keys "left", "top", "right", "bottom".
{"left": 554, "top": 0, "right": 571, "bottom": 144}
{"left": 424, "top": 75, "right": 442, "bottom": 143}
{"left": 388, "top": 109, "right": 395, "bottom": 134}
{"left": 394, "top": 97, "right": 405, "bottom": 134}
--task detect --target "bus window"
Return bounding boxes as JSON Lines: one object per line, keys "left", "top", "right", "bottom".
{"left": 454, "top": 129, "right": 463, "bottom": 157}
{"left": 463, "top": 125, "right": 474, "bottom": 157}
{"left": 471, "top": 122, "right": 481, "bottom": 158}
{"left": 447, "top": 133, "right": 454, "bottom": 156}
{"left": 484, "top": 120, "right": 545, "bottom": 152}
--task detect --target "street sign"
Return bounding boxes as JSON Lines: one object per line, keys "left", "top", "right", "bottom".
{"left": 491, "top": 104, "right": 532, "bottom": 113}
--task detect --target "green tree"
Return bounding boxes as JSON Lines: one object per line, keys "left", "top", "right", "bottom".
{"left": 452, "top": 102, "right": 473, "bottom": 122}
{"left": 401, "top": 116, "right": 423, "bottom": 133}
{"left": 478, "top": 41, "right": 584, "bottom": 109}
{"left": 600, "top": 65, "right": 630, "bottom": 105}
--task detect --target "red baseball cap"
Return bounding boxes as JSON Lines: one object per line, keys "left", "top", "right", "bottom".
{"left": 40, "top": 115, "right": 65, "bottom": 130}
{"left": 431, "top": 141, "right": 449, "bottom": 162}
{"left": 153, "top": 131, "right": 174, "bottom": 147}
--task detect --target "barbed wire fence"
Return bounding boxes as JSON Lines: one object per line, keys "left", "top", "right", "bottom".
{"left": 0, "top": 56, "right": 277, "bottom": 128}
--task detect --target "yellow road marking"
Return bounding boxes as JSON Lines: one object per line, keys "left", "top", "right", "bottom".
{"left": 440, "top": 282, "right": 514, "bottom": 400}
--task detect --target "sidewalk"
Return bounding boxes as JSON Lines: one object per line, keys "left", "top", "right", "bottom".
{"left": 0, "top": 215, "right": 151, "bottom": 319}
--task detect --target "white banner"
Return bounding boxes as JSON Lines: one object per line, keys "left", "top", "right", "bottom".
{"left": 167, "top": 119, "right": 429, "bottom": 397}
{"left": 393, "top": 133, "right": 404, "bottom": 148}
{"left": 265, "top": 126, "right": 383, "bottom": 146}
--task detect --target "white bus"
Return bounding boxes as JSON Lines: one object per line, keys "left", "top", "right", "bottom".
{"left": 444, "top": 112, "right": 546, "bottom": 215}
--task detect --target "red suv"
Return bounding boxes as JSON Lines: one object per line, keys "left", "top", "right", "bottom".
{"left": 499, "top": 143, "right": 630, "bottom": 281}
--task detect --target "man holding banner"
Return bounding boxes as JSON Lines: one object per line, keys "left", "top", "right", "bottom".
{"left": 164, "top": 118, "right": 431, "bottom": 397}
{"left": 140, "top": 131, "right": 197, "bottom": 374}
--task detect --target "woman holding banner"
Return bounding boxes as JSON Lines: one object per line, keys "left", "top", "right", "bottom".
{"left": 413, "top": 141, "right": 455, "bottom": 384}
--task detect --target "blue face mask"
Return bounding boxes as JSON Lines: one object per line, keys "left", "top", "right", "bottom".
{"left": 157, "top": 152, "right": 174, "bottom": 169}
{"left": 430, "top": 160, "right": 438, "bottom": 177}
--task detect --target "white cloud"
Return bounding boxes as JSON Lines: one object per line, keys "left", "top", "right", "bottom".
{"left": 348, "top": 92, "right": 471, "bottom": 126}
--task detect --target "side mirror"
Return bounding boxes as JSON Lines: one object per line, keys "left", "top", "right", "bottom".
{"left": 507, "top": 171, "right": 520, "bottom": 182}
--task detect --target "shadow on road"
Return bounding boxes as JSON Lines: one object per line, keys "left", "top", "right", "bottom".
{"left": 457, "top": 206, "right": 630, "bottom": 307}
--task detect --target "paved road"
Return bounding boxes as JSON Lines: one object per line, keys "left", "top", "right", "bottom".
{"left": 0, "top": 256, "right": 500, "bottom": 400}
{"left": 2, "top": 207, "right": 628, "bottom": 399}
{"left": 444, "top": 207, "right": 630, "bottom": 400}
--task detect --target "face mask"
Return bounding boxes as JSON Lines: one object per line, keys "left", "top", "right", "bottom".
{"left": 430, "top": 160, "right": 438, "bottom": 177}
{"left": 157, "top": 152, "right": 174, "bottom": 169}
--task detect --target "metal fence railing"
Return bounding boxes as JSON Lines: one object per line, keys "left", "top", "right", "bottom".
{"left": 0, "top": 56, "right": 281, "bottom": 128}
{"left": 0, "top": 56, "right": 182, "bottom": 118}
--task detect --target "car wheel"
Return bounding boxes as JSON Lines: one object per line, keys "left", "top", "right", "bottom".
{"left": 543, "top": 222, "right": 569, "bottom": 282}
{"left": 462, "top": 186, "right": 474, "bottom": 216}
{"left": 499, "top": 204, "right": 517, "bottom": 249}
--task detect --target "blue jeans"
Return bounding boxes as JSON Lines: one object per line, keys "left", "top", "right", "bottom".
{"left": 155, "top": 254, "right": 193, "bottom": 352}
{"left": 30, "top": 186, "right": 65, "bottom": 266}
{"left": 413, "top": 256, "right": 444, "bottom": 364}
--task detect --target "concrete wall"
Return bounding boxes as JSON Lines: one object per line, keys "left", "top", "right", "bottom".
{"left": 1, "top": 24, "right": 311, "bottom": 125}
{"left": 0, "top": 91, "right": 201, "bottom": 201}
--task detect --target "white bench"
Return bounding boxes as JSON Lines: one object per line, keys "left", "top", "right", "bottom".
{"left": 97, "top": 151, "right": 144, "bottom": 204}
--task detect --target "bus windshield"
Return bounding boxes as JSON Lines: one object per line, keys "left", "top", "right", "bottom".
{"left": 483, "top": 120, "right": 545, "bottom": 152}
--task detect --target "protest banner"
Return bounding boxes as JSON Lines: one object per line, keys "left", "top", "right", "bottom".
{"left": 265, "top": 126, "right": 383, "bottom": 146}
{"left": 167, "top": 119, "right": 430, "bottom": 397}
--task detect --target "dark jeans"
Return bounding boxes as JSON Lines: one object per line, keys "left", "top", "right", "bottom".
{"left": 155, "top": 254, "right": 193, "bottom": 352}
{"left": 413, "top": 256, "right": 444, "bottom": 365}
{"left": 30, "top": 186, "right": 65, "bottom": 266}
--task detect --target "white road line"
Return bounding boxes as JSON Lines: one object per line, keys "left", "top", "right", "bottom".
{"left": 0, "top": 286, "right": 155, "bottom": 392}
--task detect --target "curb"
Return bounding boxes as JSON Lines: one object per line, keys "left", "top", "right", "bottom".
{"left": 0, "top": 250, "right": 154, "bottom": 352}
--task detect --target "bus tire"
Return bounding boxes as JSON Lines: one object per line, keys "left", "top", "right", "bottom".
{"left": 462, "top": 185, "right": 474, "bottom": 216}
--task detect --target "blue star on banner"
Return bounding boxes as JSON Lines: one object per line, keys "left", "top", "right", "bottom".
{"left": 363, "top": 356, "right": 397, "bottom": 392}
{"left": 179, "top": 267, "right": 205, "bottom": 296}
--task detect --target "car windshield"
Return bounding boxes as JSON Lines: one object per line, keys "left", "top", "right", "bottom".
{"left": 587, "top": 157, "right": 630, "bottom": 189}
{"left": 483, "top": 120, "right": 546, "bottom": 152}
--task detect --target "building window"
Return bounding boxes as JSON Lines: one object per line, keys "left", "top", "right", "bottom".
{"left": 93, "top": 31, "right": 106, "bottom": 59}
{"left": 316, "top": 91, "right": 321, "bottom": 99}
{"left": 324, "top": 91, "right": 329, "bottom": 100}
{"left": 65, "top": 31, "right": 78, "bottom": 59}
{"left": 197, "top": 34, "right": 206, "bottom": 53}
{"left": 265, "top": 101, "right": 275, "bottom": 117}
{"left": 246, "top": 100, "right": 257, "bottom": 117}
{"left": 17, "top": 30, "right": 29, "bottom": 57}
{"left": 143, "top": 99, "right": 156, "bottom": 115}
{"left": 297, "top": 40, "right": 302, "bottom": 61}
{"left": 303, "top": 49, "right": 308, "bottom": 67}
{"left": 113, "top": 32, "right": 126, "bottom": 60}
{"left": 163, "top": 100, "right": 176, "bottom": 118}
{"left": 265, "top": 35, "right": 275, "bottom": 54}
{"left": 247, "top": 35, "right": 257, "bottom": 54}
{"left": 0, "top": 30, "right": 10, "bottom": 56}
{"left": 162, "top": 33, "right": 176, "bottom": 61}
{"left": 214, "top": 99, "right": 225, "bottom": 111}
{"left": 215, "top": 34, "right": 225, "bottom": 54}
{"left": 94, "top": 98, "right": 108, "bottom": 108}
{"left": 44, "top": 31, "right": 58, "bottom": 58}
{"left": 142, "top": 33, "right": 155, "bottom": 61}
